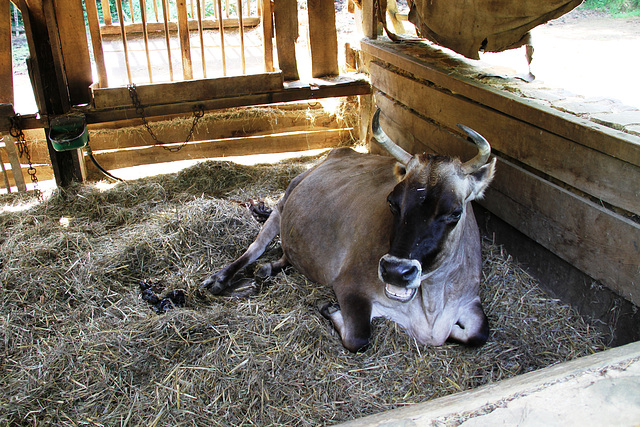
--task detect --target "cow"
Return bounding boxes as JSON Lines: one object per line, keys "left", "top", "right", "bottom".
{"left": 203, "top": 109, "right": 497, "bottom": 352}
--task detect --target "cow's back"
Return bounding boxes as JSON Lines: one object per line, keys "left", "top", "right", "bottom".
{"left": 280, "top": 148, "right": 397, "bottom": 286}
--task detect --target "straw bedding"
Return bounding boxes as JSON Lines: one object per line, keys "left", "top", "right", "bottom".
{"left": 0, "top": 155, "right": 604, "bottom": 426}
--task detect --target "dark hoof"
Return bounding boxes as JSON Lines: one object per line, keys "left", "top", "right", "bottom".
{"left": 201, "top": 270, "right": 229, "bottom": 295}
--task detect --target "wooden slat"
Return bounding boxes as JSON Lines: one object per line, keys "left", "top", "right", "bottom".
{"left": 0, "top": 0, "right": 13, "bottom": 104}
{"left": 101, "top": 0, "right": 112, "bottom": 25}
{"left": 307, "top": 0, "right": 338, "bottom": 78}
{"left": 361, "top": 0, "right": 377, "bottom": 39}
{"left": 85, "top": 0, "right": 109, "bottom": 87}
{"left": 161, "top": 0, "right": 174, "bottom": 81}
{"left": 88, "top": 76, "right": 371, "bottom": 123}
{"left": 370, "top": 61, "right": 640, "bottom": 217}
{"left": 92, "top": 72, "right": 284, "bottom": 108}
{"left": 362, "top": 39, "right": 640, "bottom": 168}
{"left": 261, "top": 0, "right": 274, "bottom": 72}
{"left": 273, "top": 0, "right": 298, "bottom": 80}
{"left": 176, "top": 0, "right": 193, "bottom": 80}
{"left": 98, "top": 17, "right": 261, "bottom": 35}
{"left": 196, "top": 0, "right": 207, "bottom": 78}
{"left": 237, "top": 0, "right": 246, "bottom": 74}
{"left": 85, "top": 128, "right": 350, "bottom": 171}
{"left": 114, "top": 0, "right": 132, "bottom": 84}
{"left": 216, "top": 0, "right": 227, "bottom": 75}
{"left": 375, "top": 93, "right": 640, "bottom": 307}
{"left": 53, "top": 0, "right": 93, "bottom": 104}
{"left": 139, "top": 0, "right": 153, "bottom": 82}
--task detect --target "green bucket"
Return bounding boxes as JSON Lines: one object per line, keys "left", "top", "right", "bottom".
{"left": 49, "top": 114, "right": 89, "bottom": 152}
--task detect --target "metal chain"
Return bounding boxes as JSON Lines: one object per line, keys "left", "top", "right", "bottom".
{"left": 127, "top": 83, "right": 205, "bottom": 153}
{"left": 9, "top": 114, "right": 41, "bottom": 199}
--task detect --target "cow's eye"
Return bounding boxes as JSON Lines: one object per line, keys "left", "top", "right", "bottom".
{"left": 387, "top": 197, "right": 400, "bottom": 215}
{"left": 448, "top": 208, "right": 463, "bottom": 222}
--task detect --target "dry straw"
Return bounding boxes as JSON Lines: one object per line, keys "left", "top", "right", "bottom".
{"left": 0, "top": 155, "right": 604, "bottom": 426}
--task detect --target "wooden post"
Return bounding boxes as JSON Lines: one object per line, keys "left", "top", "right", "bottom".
{"left": 20, "top": 0, "right": 85, "bottom": 186}
{"left": 273, "top": 0, "right": 298, "bottom": 80}
{"left": 177, "top": 0, "right": 193, "bottom": 79}
{"left": 237, "top": 0, "right": 245, "bottom": 74}
{"left": 216, "top": 0, "right": 227, "bottom": 75}
{"left": 85, "top": 0, "right": 109, "bottom": 88}
{"left": 196, "top": 0, "right": 207, "bottom": 78}
{"left": 1, "top": 0, "right": 13, "bottom": 103}
{"left": 101, "top": 0, "right": 113, "bottom": 25}
{"left": 261, "top": 0, "right": 273, "bottom": 72}
{"left": 161, "top": 0, "right": 174, "bottom": 81}
{"left": 115, "top": 0, "right": 132, "bottom": 84}
{"left": 307, "top": 0, "right": 338, "bottom": 77}
{"left": 139, "top": 0, "right": 153, "bottom": 82}
{"left": 362, "top": 0, "right": 377, "bottom": 39}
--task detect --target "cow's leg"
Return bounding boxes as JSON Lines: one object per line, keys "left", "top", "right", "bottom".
{"left": 255, "top": 255, "right": 290, "bottom": 279}
{"left": 448, "top": 299, "right": 489, "bottom": 347}
{"left": 321, "top": 293, "right": 372, "bottom": 353}
{"left": 202, "top": 209, "right": 281, "bottom": 294}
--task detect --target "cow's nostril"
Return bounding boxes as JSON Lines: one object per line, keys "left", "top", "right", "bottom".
{"left": 402, "top": 265, "right": 418, "bottom": 280}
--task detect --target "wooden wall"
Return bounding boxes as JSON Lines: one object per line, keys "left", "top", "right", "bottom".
{"left": 361, "top": 39, "right": 640, "bottom": 308}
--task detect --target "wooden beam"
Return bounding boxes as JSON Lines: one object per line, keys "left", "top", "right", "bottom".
{"left": 53, "top": 0, "right": 92, "bottom": 104}
{"left": 273, "top": 0, "right": 298, "bottom": 80}
{"left": 307, "top": 0, "right": 338, "bottom": 77}
{"left": 176, "top": 0, "right": 193, "bottom": 80}
{"left": 92, "top": 72, "right": 285, "bottom": 109}
{"left": 361, "top": 0, "right": 376, "bottom": 39}
{"left": 0, "top": 0, "right": 13, "bottom": 104}
{"left": 87, "top": 76, "right": 371, "bottom": 123}
{"left": 261, "top": 0, "right": 274, "bottom": 72}
{"left": 98, "top": 17, "right": 261, "bottom": 35}
{"left": 84, "top": 128, "right": 351, "bottom": 174}
{"left": 85, "top": 0, "right": 108, "bottom": 88}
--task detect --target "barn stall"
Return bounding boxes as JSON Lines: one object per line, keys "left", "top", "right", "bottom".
{"left": 1, "top": 0, "right": 639, "bottom": 425}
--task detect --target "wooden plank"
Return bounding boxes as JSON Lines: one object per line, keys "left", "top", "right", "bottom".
{"left": 361, "top": 39, "right": 640, "bottom": 168}
{"left": 42, "top": 0, "right": 70, "bottom": 111}
{"left": 261, "top": 0, "right": 274, "bottom": 72}
{"left": 85, "top": 0, "right": 108, "bottom": 88}
{"left": 53, "top": 0, "right": 93, "bottom": 104}
{"left": 216, "top": 0, "right": 226, "bottom": 75}
{"left": 307, "top": 0, "right": 338, "bottom": 78}
{"left": 273, "top": 0, "right": 298, "bottom": 80}
{"left": 0, "top": 161, "right": 55, "bottom": 188}
{"left": 87, "top": 76, "right": 371, "bottom": 123}
{"left": 101, "top": 0, "right": 112, "bottom": 25}
{"left": 176, "top": 0, "right": 193, "bottom": 80}
{"left": 370, "top": 61, "right": 640, "bottom": 217}
{"left": 1, "top": 132, "right": 27, "bottom": 192}
{"left": 92, "top": 72, "right": 285, "bottom": 109}
{"left": 375, "top": 93, "right": 640, "bottom": 307}
{"left": 361, "top": 0, "right": 376, "bottom": 39}
{"left": 85, "top": 128, "right": 350, "bottom": 171}
{"left": 98, "top": 17, "right": 261, "bottom": 35}
{"left": 0, "top": 0, "right": 13, "bottom": 104}
{"left": 114, "top": 0, "right": 132, "bottom": 84}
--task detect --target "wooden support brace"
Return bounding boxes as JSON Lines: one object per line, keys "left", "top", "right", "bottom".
{"left": 261, "top": 0, "right": 274, "bottom": 72}
{"left": 273, "top": 0, "right": 298, "bottom": 80}
{"left": 307, "top": 0, "right": 338, "bottom": 77}
{"left": 177, "top": 0, "right": 193, "bottom": 80}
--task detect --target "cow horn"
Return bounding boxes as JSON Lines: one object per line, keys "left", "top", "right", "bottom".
{"left": 372, "top": 108, "right": 413, "bottom": 165}
{"left": 458, "top": 124, "right": 491, "bottom": 173}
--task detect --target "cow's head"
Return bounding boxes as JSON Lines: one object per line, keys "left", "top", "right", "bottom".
{"left": 372, "top": 109, "right": 496, "bottom": 302}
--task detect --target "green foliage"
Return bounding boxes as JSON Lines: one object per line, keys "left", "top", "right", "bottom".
{"left": 581, "top": 0, "right": 640, "bottom": 16}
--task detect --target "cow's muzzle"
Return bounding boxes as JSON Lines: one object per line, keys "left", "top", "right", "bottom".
{"left": 378, "top": 255, "right": 421, "bottom": 302}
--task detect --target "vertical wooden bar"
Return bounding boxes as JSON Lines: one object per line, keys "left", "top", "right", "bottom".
{"left": 85, "top": 0, "right": 109, "bottom": 87}
{"left": 101, "top": 0, "right": 113, "bottom": 25}
{"left": 237, "top": 0, "right": 245, "bottom": 74}
{"left": 176, "top": 0, "right": 193, "bottom": 79}
{"left": 129, "top": 0, "right": 134, "bottom": 22}
{"left": 196, "top": 0, "right": 206, "bottom": 77}
{"left": 139, "top": 0, "right": 153, "bottom": 82}
{"left": 1, "top": 0, "right": 13, "bottom": 103}
{"left": 307, "top": 0, "right": 338, "bottom": 77}
{"left": 273, "top": 0, "right": 298, "bottom": 80}
{"left": 362, "top": 0, "right": 377, "bottom": 39}
{"left": 225, "top": 0, "right": 229, "bottom": 17}
{"left": 161, "top": 0, "right": 173, "bottom": 80}
{"left": 151, "top": 0, "right": 158, "bottom": 21}
{"left": 1, "top": 131, "right": 27, "bottom": 192}
{"left": 261, "top": 0, "right": 273, "bottom": 72}
{"left": 216, "top": 0, "right": 226, "bottom": 75}
{"left": 115, "top": 0, "right": 132, "bottom": 83}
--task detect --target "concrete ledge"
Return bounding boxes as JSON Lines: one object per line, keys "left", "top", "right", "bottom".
{"left": 338, "top": 341, "right": 640, "bottom": 426}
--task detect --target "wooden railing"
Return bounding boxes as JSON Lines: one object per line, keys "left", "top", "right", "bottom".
{"left": 85, "top": 0, "right": 269, "bottom": 88}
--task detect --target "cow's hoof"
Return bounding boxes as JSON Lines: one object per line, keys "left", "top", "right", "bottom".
{"left": 255, "top": 263, "right": 272, "bottom": 279}
{"left": 320, "top": 302, "right": 340, "bottom": 319}
{"left": 201, "top": 271, "right": 229, "bottom": 295}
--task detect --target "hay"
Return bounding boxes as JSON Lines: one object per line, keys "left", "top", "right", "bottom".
{"left": 0, "top": 156, "right": 605, "bottom": 426}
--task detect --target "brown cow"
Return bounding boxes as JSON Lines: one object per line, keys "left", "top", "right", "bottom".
{"left": 203, "top": 109, "right": 496, "bottom": 352}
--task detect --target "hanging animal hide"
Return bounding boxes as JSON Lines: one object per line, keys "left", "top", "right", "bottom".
{"left": 407, "top": 0, "right": 582, "bottom": 59}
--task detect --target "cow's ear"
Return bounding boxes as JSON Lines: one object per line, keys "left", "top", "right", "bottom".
{"left": 467, "top": 157, "right": 496, "bottom": 200}
{"left": 394, "top": 163, "right": 407, "bottom": 181}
